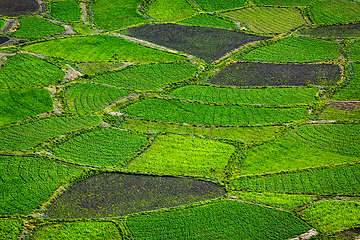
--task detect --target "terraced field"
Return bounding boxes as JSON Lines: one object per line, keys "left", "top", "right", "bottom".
{"left": 1, "top": 0, "right": 360, "bottom": 238}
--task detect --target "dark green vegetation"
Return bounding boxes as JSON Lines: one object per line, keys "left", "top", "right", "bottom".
{"left": 148, "top": 0, "right": 196, "bottom": 22}
{"left": 49, "top": 0, "right": 81, "bottom": 22}
{"left": 243, "top": 37, "right": 341, "bottom": 63}
{"left": 13, "top": 16, "right": 65, "bottom": 39}
{"left": 0, "top": 88, "right": 53, "bottom": 126}
{"left": 124, "top": 24, "right": 271, "bottom": 62}
{"left": 32, "top": 221, "right": 121, "bottom": 240}
{"left": 310, "top": 0, "right": 360, "bottom": 25}
{"left": 127, "top": 200, "right": 310, "bottom": 239}
{"left": 51, "top": 128, "right": 147, "bottom": 166}
{"left": 0, "top": 218, "right": 23, "bottom": 240}
{"left": 128, "top": 134, "right": 235, "bottom": 177}
{"left": 352, "top": 41, "right": 360, "bottom": 62}
{"left": 92, "top": 63, "right": 198, "bottom": 90}
{"left": 64, "top": 83, "right": 130, "bottom": 115}
{"left": 0, "top": 0, "right": 39, "bottom": 17}
{"left": 332, "top": 63, "right": 360, "bottom": 100}
{"left": 179, "top": 13, "right": 237, "bottom": 29}
{"left": 0, "top": 54, "right": 64, "bottom": 87}
{"left": 0, "top": 155, "right": 84, "bottom": 214}
{"left": 299, "top": 23, "right": 360, "bottom": 38}
{"left": 222, "top": 6, "right": 305, "bottom": 34}
{"left": 46, "top": 173, "right": 226, "bottom": 218}
{"left": 124, "top": 98, "right": 308, "bottom": 125}
{"left": 0, "top": 116, "right": 102, "bottom": 151}
{"left": 209, "top": 62, "right": 341, "bottom": 86}
{"left": 320, "top": 103, "right": 360, "bottom": 120}
{"left": 195, "top": 0, "right": 246, "bottom": 11}
{"left": 231, "top": 163, "right": 360, "bottom": 195}
{"left": 22, "top": 35, "right": 188, "bottom": 62}
{"left": 169, "top": 85, "right": 318, "bottom": 105}
{"left": 252, "top": 0, "right": 319, "bottom": 6}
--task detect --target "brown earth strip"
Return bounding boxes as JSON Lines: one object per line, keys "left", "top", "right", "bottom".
{"left": 330, "top": 101, "right": 360, "bottom": 111}
{"left": 81, "top": 2, "right": 87, "bottom": 21}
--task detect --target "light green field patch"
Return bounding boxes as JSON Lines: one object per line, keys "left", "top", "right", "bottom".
{"left": 78, "top": 61, "right": 126, "bottom": 75}
{"left": 148, "top": 0, "right": 196, "bottom": 22}
{"left": 195, "top": 0, "right": 246, "bottom": 11}
{"left": 23, "top": 35, "right": 187, "bottom": 63}
{"left": 128, "top": 134, "right": 235, "bottom": 177}
{"left": 243, "top": 37, "right": 341, "bottom": 63}
{"left": 332, "top": 63, "right": 360, "bottom": 101}
{"left": 178, "top": 14, "right": 237, "bottom": 29}
{"left": 222, "top": 7, "right": 306, "bottom": 34}
{"left": 352, "top": 41, "right": 360, "bottom": 62}
{"left": 252, "top": 0, "right": 320, "bottom": 6}
{"left": 0, "top": 19, "right": 7, "bottom": 30}
{"left": 320, "top": 106, "right": 360, "bottom": 121}
{"left": 50, "top": 0, "right": 81, "bottom": 22}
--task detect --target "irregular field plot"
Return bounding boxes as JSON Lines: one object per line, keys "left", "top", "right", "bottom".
{"left": 252, "top": 0, "right": 320, "bottom": 6}
{"left": 320, "top": 103, "right": 360, "bottom": 120}
{"left": 32, "top": 221, "right": 121, "bottom": 240}
{"left": 0, "top": 54, "right": 64, "bottom": 87}
{"left": 299, "top": 23, "right": 360, "bottom": 38}
{"left": 209, "top": 62, "right": 341, "bottom": 86}
{"left": 311, "top": 0, "right": 360, "bottom": 25}
{"left": 124, "top": 98, "right": 308, "bottom": 126}
{"left": 148, "top": 0, "right": 195, "bottom": 22}
{"left": 0, "top": 88, "right": 53, "bottom": 126}
{"left": 195, "top": 0, "right": 245, "bottom": 11}
{"left": 127, "top": 201, "right": 310, "bottom": 240}
{"left": 0, "top": 155, "right": 84, "bottom": 214}
{"left": 231, "top": 163, "right": 360, "bottom": 195}
{"left": 92, "top": 0, "right": 148, "bottom": 31}
{"left": 51, "top": 128, "right": 148, "bottom": 166}
{"left": 0, "top": 0, "right": 39, "bottom": 17}
{"left": 0, "top": 218, "right": 23, "bottom": 240}
{"left": 332, "top": 63, "right": 360, "bottom": 100}
{"left": 222, "top": 7, "right": 305, "bottom": 34}
{"left": 0, "top": 19, "right": 7, "bottom": 30}
{"left": 0, "top": 116, "right": 102, "bottom": 151}
{"left": 78, "top": 61, "right": 127, "bottom": 75}
{"left": 49, "top": 0, "right": 81, "bottom": 22}
{"left": 301, "top": 200, "right": 360, "bottom": 233}
{"left": 128, "top": 134, "right": 235, "bottom": 177}
{"left": 243, "top": 37, "right": 341, "bottom": 63}
{"left": 124, "top": 24, "right": 270, "bottom": 63}
{"left": 13, "top": 16, "right": 65, "bottom": 39}
{"left": 121, "top": 119, "right": 280, "bottom": 142}
{"left": 46, "top": 173, "right": 225, "bottom": 218}
{"left": 169, "top": 85, "right": 318, "bottom": 105}
{"left": 22, "top": 35, "right": 187, "bottom": 63}
{"left": 352, "top": 41, "right": 360, "bottom": 62}
{"left": 92, "top": 63, "right": 199, "bottom": 91}
{"left": 64, "top": 83, "right": 130, "bottom": 115}
{"left": 178, "top": 14, "right": 237, "bottom": 29}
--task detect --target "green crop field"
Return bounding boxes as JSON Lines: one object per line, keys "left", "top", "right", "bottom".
{"left": 332, "top": 63, "right": 360, "bottom": 100}
{"left": 49, "top": 0, "right": 81, "bottom": 22}
{"left": 148, "top": 0, "right": 196, "bottom": 22}
{"left": 0, "top": 88, "right": 53, "bottom": 126}
{"left": 78, "top": 61, "right": 127, "bottom": 75}
{"left": 195, "top": 0, "right": 246, "bottom": 11}
{"left": 13, "top": 16, "right": 65, "bottom": 39}
{"left": 179, "top": 14, "right": 237, "bottom": 29}
{"left": 92, "top": 63, "right": 199, "bottom": 90}
{"left": 51, "top": 128, "right": 148, "bottom": 166}
{"left": 0, "top": 54, "right": 64, "bottom": 87}
{"left": 0, "top": 19, "right": 6, "bottom": 29}
{"left": 352, "top": 41, "right": 360, "bottom": 62}
{"left": 252, "top": 0, "right": 320, "bottom": 6}
{"left": 222, "top": 7, "right": 306, "bottom": 34}
{"left": 64, "top": 83, "right": 130, "bottom": 115}
{"left": 320, "top": 104, "right": 360, "bottom": 121}
{"left": 22, "top": 35, "right": 188, "bottom": 63}
{"left": 0, "top": 218, "right": 23, "bottom": 240}
{"left": 243, "top": 37, "right": 341, "bottom": 63}
{"left": 128, "top": 134, "right": 235, "bottom": 177}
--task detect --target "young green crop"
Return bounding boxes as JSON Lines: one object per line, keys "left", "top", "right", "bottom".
{"left": 148, "top": 0, "right": 196, "bottom": 22}
{"left": 195, "top": 0, "right": 246, "bottom": 11}
{"left": 49, "top": 0, "right": 81, "bottom": 21}
{"left": 179, "top": 14, "right": 237, "bottom": 29}
{"left": 0, "top": 218, "right": 23, "bottom": 240}
{"left": 252, "top": 0, "right": 319, "bottom": 6}
{"left": 78, "top": 61, "right": 126, "bottom": 75}
{"left": 332, "top": 63, "right": 360, "bottom": 100}
{"left": 320, "top": 106, "right": 360, "bottom": 121}
{"left": 351, "top": 41, "right": 360, "bottom": 62}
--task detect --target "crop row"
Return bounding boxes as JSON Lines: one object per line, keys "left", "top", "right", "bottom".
{"left": 332, "top": 63, "right": 360, "bottom": 101}
{"left": 49, "top": 0, "right": 81, "bottom": 22}
{"left": 77, "top": 61, "right": 126, "bottom": 75}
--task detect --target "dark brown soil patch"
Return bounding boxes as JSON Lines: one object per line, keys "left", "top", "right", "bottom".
{"left": 0, "top": 36, "right": 10, "bottom": 45}
{"left": 330, "top": 101, "right": 360, "bottom": 111}
{"left": 0, "top": 0, "right": 39, "bottom": 17}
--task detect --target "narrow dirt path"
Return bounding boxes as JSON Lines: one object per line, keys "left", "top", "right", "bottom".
{"left": 288, "top": 229, "right": 318, "bottom": 240}
{"left": 81, "top": 2, "right": 87, "bottom": 21}
{"left": 0, "top": 19, "right": 15, "bottom": 33}
{"left": 62, "top": 25, "right": 75, "bottom": 34}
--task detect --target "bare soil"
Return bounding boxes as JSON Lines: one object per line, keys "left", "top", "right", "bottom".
{"left": 330, "top": 101, "right": 360, "bottom": 111}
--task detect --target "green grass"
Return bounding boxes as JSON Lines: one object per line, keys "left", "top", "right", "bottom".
{"left": 243, "top": 37, "right": 341, "bottom": 63}
{"left": 127, "top": 200, "right": 310, "bottom": 239}
{"left": 252, "top": 0, "right": 320, "bottom": 6}
{"left": 78, "top": 62, "right": 126, "bottom": 75}
{"left": 121, "top": 119, "right": 281, "bottom": 142}
{"left": 92, "top": 63, "right": 199, "bottom": 91}
{"left": 123, "top": 98, "right": 308, "bottom": 126}
{"left": 92, "top": 0, "right": 148, "bottom": 31}
{"left": 128, "top": 134, "right": 235, "bottom": 177}
{"left": 178, "top": 14, "right": 237, "bottom": 29}
{"left": 51, "top": 128, "right": 148, "bottom": 166}
{"left": 0, "top": 19, "right": 7, "bottom": 30}
{"left": 50, "top": 0, "right": 81, "bottom": 21}
{"left": 0, "top": 218, "right": 23, "bottom": 240}
{"left": 0, "top": 88, "right": 53, "bottom": 126}
{"left": 148, "top": 0, "right": 195, "bottom": 22}
{"left": 72, "top": 22, "right": 97, "bottom": 35}
{"left": 169, "top": 85, "right": 318, "bottom": 105}
{"left": 352, "top": 41, "right": 360, "bottom": 62}
{"left": 230, "top": 191, "right": 316, "bottom": 210}
{"left": 222, "top": 7, "right": 306, "bottom": 34}
{"left": 320, "top": 106, "right": 360, "bottom": 121}
{"left": 0, "top": 155, "right": 84, "bottom": 214}
{"left": 332, "top": 63, "right": 360, "bottom": 100}
{"left": 32, "top": 221, "right": 121, "bottom": 239}
{"left": 64, "top": 83, "right": 130, "bottom": 115}
{"left": 230, "top": 163, "right": 360, "bottom": 195}
{"left": 301, "top": 200, "right": 360, "bottom": 233}
{"left": 311, "top": 0, "right": 360, "bottom": 25}
{"left": 0, "top": 54, "right": 64, "bottom": 87}
{"left": 0, "top": 116, "right": 102, "bottom": 151}
{"left": 22, "top": 35, "right": 188, "bottom": 63}
{"left": 195, "top": 0, "right": 246, "bottom": 11}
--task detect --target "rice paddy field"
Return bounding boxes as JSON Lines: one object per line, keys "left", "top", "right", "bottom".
{"left": 1, "top": 0, "right": 360, "bottom": 239}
